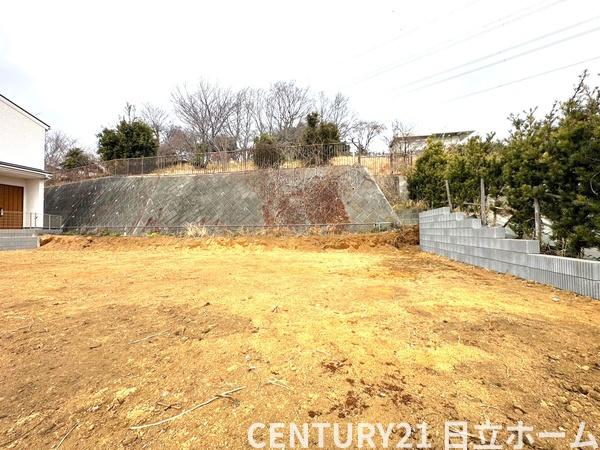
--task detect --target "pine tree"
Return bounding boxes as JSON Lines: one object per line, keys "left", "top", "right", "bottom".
{"left": 407, "top": 140, "right": 448, "bottom": 208}
{"left": 544, "top": 73, "right": 600, "bottom": 256}
{"left": 502, "top": 110, "right": 554, "bottom": 238}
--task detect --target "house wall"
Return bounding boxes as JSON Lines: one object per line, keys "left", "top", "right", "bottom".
{"left": 419, "top": 207, "right": 600, "bottom": 299}
{"left": 0, "top": 175, "right": 45, "bottom": 226}
{"left": 0, "top": 98, "right": 47, "bottom": 170}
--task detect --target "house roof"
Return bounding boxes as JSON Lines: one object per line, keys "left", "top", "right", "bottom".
{"left": 390, "top": 130, "right": 474, "bottom": 146}
{"left": 0, "top": 93, "right": 50, "bottom": 130}
{"left": 0, "top": 160, "right": 51, "bottom": 179}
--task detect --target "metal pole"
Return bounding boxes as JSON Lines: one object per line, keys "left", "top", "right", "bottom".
{"left": 445, "top": 180, "right": 453, "bottom": 210}
{"left": 480, "top": 177, "right": 487, "bottom": 226}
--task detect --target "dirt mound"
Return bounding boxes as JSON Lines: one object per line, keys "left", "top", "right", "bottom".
{"left": 40, "top": 226, "right": 419, "bottom": 253}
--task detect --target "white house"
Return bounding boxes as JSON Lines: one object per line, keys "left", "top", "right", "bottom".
{"left": 0, "top": 94, "right": 50, "bottom": 229}
{"left": 389, "top": 130, "right": 474, "bottom": 164}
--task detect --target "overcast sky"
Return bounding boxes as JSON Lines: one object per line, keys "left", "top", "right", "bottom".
{"left": 2, "top": 0, "right": 600, "bottom": 151}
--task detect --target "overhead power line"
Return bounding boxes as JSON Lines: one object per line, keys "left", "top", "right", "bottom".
{"left": 356, "top": 0, "right": 566, "bottom": 84}
{"left": 447, "top": 54, "right": 600, "bottom": 102}
{"left": 396, "top": 15, "right": 600, "bottom": 90}
{"left": 401, "top": 25, "right": 600, "bottom": 94}
{"left": 355, "top": 0, "right": 485, "bottom": 58}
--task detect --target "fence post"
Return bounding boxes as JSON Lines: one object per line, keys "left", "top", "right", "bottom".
{"left": 445, "top": 180, "right": 453, "bottom": 210}
{"left": 480, "top": 177, "right": 487, "bottom": 226}
{"left": 533, "top": 197, "right": 542, "bottom": 245}
{"left": 141, "top": 156, "right": 144, "bottom": 176}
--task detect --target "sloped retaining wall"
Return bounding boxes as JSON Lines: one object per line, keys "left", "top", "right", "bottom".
{"left": 45, "top": 166, "right": 398, "bottom": 234}
{"left": 419, "top": 207, "right": 600, "bottom": 299}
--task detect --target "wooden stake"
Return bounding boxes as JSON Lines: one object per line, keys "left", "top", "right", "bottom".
{"left": 533, "top": 197, "right": 542, "bottom": 245}
{"left": 444, "top": 180, "right": 453, "bottom": 210}
{"left": 480, "top": 178, "right": 487, "bottom": 226}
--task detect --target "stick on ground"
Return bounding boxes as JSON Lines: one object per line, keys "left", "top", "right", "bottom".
{"left": 130, "top": 386, "right": 245, "bottom": 430}
{"left": 129, "top": 331, "right": 168, "bottom": 344}
{"left": 54, "top": 422, "right": 78, "bottom": 449}
{"left": 266, "top": 378, "right": 292, "bottom": 390}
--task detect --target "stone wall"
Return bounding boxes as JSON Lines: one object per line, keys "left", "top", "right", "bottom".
{"left": 45, "top": 166, "right": 398, "bottom": 234}
{"left": 419, "top": 207, "right": 600, "bottom": 299}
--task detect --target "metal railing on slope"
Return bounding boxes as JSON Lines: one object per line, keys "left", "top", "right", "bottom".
{"left": 48, "top": 144, "right": 412, "bottom": 185}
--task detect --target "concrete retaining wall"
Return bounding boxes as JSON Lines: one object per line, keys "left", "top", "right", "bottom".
{"left": 45, "top": 166, "right": 398, "bottom": 234}
{"left": 372, "top": 174, "right": 408, "bottom": 205}
{"left": 419, "top": 207, "right": 600, "bottom": 299}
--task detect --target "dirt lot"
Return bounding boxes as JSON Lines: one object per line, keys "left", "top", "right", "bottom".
{"left": 1, "top": 232, "right": 600, "bottom": 449}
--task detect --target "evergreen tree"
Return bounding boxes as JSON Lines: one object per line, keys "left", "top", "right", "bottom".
{"left": 502, "top": 110, "right": 554, "bottom": 238}
{"left": 61, "top": 148, "right": 93, "bottom": 169}
{"left": 544, "top": 74, "right": 600, "bottom": 256}
{"left": 445, "top": 135, "right": 504, "bottom": 213}
{"left": 407, "top": 140, "right": 448, "bottom": 207}
{"left": 97, "top": 119, "right": 158, "bottom": 161}
{"left": 300, "top": 112, "right": 341, "bottom": 166}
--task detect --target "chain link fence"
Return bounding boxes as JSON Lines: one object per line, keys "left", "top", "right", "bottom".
{"left": 48, "top": 144, "right": 410, "bottom": 185}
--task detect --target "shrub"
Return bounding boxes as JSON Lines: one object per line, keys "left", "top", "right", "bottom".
{"left": 300, "top": 112, "right": 341, "bottom": 166}
{"left": 61, "top": 148, "right": 93, "bottom": 169}
{"left": 253, "top": 134, "right": 284, "bottom": 168}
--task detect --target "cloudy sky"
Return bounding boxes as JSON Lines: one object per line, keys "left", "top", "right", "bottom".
{"left": 2, "top": 0, "right": 600, "bottom": 150}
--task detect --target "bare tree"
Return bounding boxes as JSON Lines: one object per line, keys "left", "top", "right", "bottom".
{"left": 172, "top": 79, "right": 355, "bottom": 151}
{"left": 160, "top": 125, "right": 197, "bottom": 158}
{"left": 253, "top": 81, "right": 312, "bottom": 142}
{"left": 316, "top": 92, "right": 355, "bottom": 140}
{"left": 141, "top": 103, "right": 170, "bottom": 146}
{"left": 171, "top": 81, "right": 239, "bottom": 152}
{"left": 350, "top": 121, "right": 386, "bottom": 155}
{"left": 45, "top": 130, "right": 77, "bottom": 170}
{"left": 226, "top": 88, "right": 257, "bottom": 150}
{"left": 122, "top": 102, "right": 138, "bottom": 123}
{"left": 388, "top": 120, "right": 417, "bottom": 164}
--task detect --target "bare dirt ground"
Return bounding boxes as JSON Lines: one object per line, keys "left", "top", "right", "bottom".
{"left": 1, "top": 232, "right": 599, "bottom": 449}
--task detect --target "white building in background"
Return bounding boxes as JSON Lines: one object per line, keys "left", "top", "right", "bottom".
{"left": 0, "top": 94, "right": 50, "bottom": 229}
{"left": 389, "top": 130, "right": 474, "bottom": 164}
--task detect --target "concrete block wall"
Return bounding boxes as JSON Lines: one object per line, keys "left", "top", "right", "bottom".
{"left": 0, "top": 229, "right": 39, "bottom": 251}
{"left": 419, "top": 207, "right": 600, "bottom": 299}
